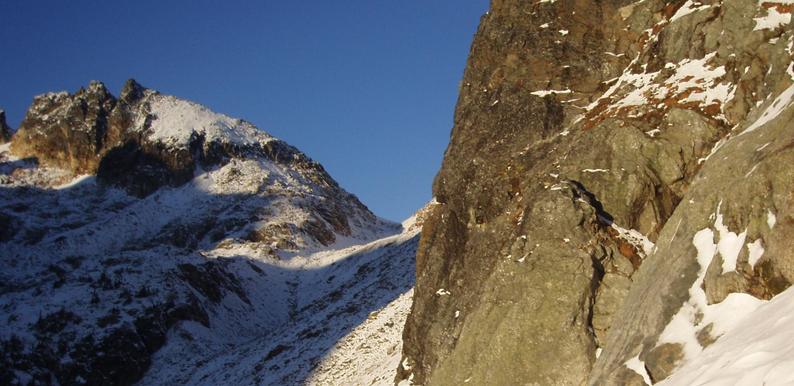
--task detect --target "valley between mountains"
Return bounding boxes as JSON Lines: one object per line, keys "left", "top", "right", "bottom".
{"left": 4, "top": 0, "right": 794, "bottom": 385}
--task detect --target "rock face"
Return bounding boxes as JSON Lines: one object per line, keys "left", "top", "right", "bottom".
{"left": 11, "top": 81, "right": 122, "bottom": 173}
{"left": 0, "top": 110, "right": 11, "bottom": 143}
{"left": 0, "top": 81, "right": 400, "bottom": 385}
{"left": 400, "top": 0, "right": 794, "bottom": 385}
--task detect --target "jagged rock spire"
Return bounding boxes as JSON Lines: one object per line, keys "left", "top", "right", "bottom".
{"left": 120, "top": 78, "right": 146, "bottom": 104}
{"left": 0, "top": 109, "right": 11, "bottom": 143}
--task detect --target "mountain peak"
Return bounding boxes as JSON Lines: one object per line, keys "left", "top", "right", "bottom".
{"left": 0, "top": 77, "right": 397, "bottom": 384}
{"left": 9, "top": 80, "right": 300, "bottom": 195}
{"left": 138, "top": 92, "right": 274, "bottom": 151}
{"left": 86, "top": 80, "right": 107, "bottom": 92}
{"left": 120, "top": 78, "right": 146, "bottom": 104}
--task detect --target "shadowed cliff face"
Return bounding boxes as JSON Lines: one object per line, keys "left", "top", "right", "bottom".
{"left": 11, "top": 81, "right": 126, "bottom": 173}
{"left": 400, "top": 0, "right": 794, "bottom": 384}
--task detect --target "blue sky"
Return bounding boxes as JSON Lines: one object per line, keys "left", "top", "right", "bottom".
{"left": 0, "top": 1, "right": 487, "bottom": 221}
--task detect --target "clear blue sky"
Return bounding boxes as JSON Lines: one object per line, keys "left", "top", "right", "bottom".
{"left": 0, "top": 1, "right": 487, "bottom": 221}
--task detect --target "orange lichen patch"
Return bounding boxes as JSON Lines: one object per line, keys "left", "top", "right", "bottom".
{"left": 582, "top": 84, "right": 726, "bottom": 130}
{"left": 762, "top": 2, "right": 794, "bottom": 13}
{"left": 663, "top": 1, "right": 684, "bottom": 19}
{"left": 637, "top": 22, "right": 667, "bottom": 46}
{"left": 582, "top": 97, "right": 615, "bottom": 130}
{"left": 664, "top": 87, "right": 700, "bottom": 104}
{"left": 605, "top": 226, "right": 643, "bottom": 269}
{"left": 618, "top": 241, "right": 642, "bottom": 268}
{"left": 702, "top": 102, "right": 722, "bottom": 116}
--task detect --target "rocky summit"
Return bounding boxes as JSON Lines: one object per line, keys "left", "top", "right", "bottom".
{"left": 399, "top": 0, "right": 794, "bottom": 385}
{"left": 0, "top": 80, "right": 417, "bottom": 385}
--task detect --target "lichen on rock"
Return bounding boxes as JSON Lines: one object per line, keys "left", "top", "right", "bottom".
{"left": 399, "top": 0, "right": 794, "bottom": 384}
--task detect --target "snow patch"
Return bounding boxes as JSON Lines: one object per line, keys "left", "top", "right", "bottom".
{"left": 741, "top": 82, "right": 794, "bottom": 134}
{"left": 659, "top": 286, "right": 794, "bottom": 385}
{"left": 138, "top": 93, "right": 275, "bottom": 150}
{"left": 645, "top": 128, "right": 661, "bottom": 137}
{"left": 656, "top": 203, "right": 767, "bottom": 375}
{"left": 624, "top": 355, "right": 652, "bottom": 385}
{"left": 714, "top": 204, "right": 748, "bottom": 274}
{"left": 753, "top": 2, "right": 792, "bottom": 31}
{"left": 530, "top": 89, "right": 572, "bottom": 97}
{"left": 747, "top": 239, "right": 765, "bottom": 269}
{"left": 611, "top": 223, "right": 655, "bottom": 257}
{"left": 670, "top": 1, "right": 712, "bottom": 23}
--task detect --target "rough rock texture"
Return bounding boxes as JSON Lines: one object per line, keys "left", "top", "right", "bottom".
{"left": 0, "top": 110, "right": 11, "bottom": 143}
{"left": 11, "top": 81, "right": 123, "bottom": 173}
{"left": 400, "top": 0, "right": 794, "bottom": 385}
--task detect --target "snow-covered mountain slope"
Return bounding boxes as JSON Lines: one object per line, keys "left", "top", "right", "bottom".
{"left": 141, "top": 228, "right": 419, "bottom": 386}
{"left": 0, "top": 81, "right": 413, "bottom": 385}
{"left": 658, "top": 284, "right": 794, "bottom": 385}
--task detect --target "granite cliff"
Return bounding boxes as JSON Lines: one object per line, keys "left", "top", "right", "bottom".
{"left": 399, "top": 0, "right": 794, "bottom": 384}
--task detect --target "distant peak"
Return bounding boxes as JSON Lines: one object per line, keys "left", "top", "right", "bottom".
{"left": 402, "top": 199, "right": 440, "bottom": 233}
{"left": 85, "top": 80, "right": 110, "bottom": 96}
{"left": 88, "top": 80, "right": 106, "bottom": 89}
{"left": 121, "top": 78, "right": 147, "bottom": 103}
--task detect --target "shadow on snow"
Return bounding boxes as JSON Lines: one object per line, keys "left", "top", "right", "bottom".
{"left": 0, "top": 163, "right": 416, "bottom": 386}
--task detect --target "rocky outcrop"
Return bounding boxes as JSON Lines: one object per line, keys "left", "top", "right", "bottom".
{"left": 400, "top": 0, "right": 794, "bottom": 385}
{"left": 0, "top": 110, "right": 11, "bottom": 143}
{"left": 11, "top": 81, "right": 124, "bottom": 173}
